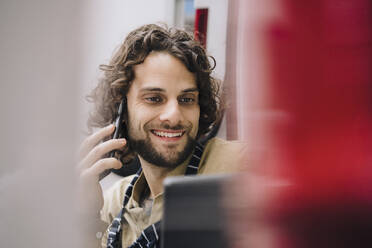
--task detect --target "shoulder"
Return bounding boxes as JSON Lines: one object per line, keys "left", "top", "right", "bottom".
{"left": 198, "top": 137, "right": 246, "bottom": 174}
{"left": 204, "top": 137, "right": 246, "bottom": 153}
{"left": 100, "top": 175, "right": 136, "bottom": 224}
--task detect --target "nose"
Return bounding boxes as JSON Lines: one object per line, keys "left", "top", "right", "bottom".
{"left": 159, "top": 100, "right": 184, "bottom": 126}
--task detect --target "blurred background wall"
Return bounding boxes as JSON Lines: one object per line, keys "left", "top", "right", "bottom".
{"left": 0, "top": 0, "right": 81, "bottom": 247}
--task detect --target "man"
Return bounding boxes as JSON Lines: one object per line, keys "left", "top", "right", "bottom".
{"left": 78, "top": 24, "right": 244, "bottom": 248}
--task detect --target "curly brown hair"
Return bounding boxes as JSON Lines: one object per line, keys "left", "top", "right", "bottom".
{"left": 87, "top": 24, "right": 223, "bottom": 163}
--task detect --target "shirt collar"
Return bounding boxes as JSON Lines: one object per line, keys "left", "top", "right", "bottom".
{"left": 130, "top": 154, "right": 192, "bottom": 205}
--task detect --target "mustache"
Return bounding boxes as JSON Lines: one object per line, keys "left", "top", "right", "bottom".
{"left": 146, "top": 123, "right": 192, "bottom": 131}
{"left": 161, "top": 123, "right": 186, "bottom": 130}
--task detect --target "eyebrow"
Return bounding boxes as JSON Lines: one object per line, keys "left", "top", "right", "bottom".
{"left": 139, "top": 87, "right": 165, "bottom": 93}
{"left": 182, "top": 87, "right": 199, "bottom": 93}
{"left": 139, "top": 87, "right": 199, "bottom": 93}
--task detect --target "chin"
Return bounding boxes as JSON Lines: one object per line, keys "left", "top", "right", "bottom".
{"left": 130, "top": 135, "right": 196, "bottom": 169}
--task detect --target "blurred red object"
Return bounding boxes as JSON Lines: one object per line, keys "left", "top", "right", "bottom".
{"left": 227, "top": 0, "right": 372, "bottom": 247}
{"left": 194, "top": 8, "right": 208, "bottom": 48}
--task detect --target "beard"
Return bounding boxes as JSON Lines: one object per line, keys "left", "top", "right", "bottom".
{"left": 128, "top": 124, "right": 197, "bottom": 169}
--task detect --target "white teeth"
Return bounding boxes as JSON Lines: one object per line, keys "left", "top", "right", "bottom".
{"left": 153, "top": 130, "right": 183, "bottom": 138}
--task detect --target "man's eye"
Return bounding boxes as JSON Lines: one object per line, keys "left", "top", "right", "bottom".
{"left": 145, "top": 96, "right": 162, "bottom": 103}
{"left": 179, "top": 97, "right": 195, "bottom": 104}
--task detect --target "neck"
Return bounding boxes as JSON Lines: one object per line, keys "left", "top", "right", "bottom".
{"left": 138, "top": 157, "right": 174, "bottom": 198}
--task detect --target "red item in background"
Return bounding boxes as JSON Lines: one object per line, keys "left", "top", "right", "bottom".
{"left": 269, "top": 0, "right": 372, "bottom": 246}
{"left": 266, "top": 0, "right": 372, "bottom": 206}
{"left": 228, "top": 0, "right": 372, "bottom": 247}
{"left": 266, "top": 1, "right": 372, "bottom": 246}
{"left": 194, "top": 8, "right": 208, "bottom": 48}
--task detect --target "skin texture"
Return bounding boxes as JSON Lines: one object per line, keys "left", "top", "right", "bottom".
{"left": 127, "top": 51, "right": 200, "bottom": 169}
{"left": 77, "top": 124, "right": 125, "bottom": 246}
{"left": 126, "top": 51, "right": 200, "bottom": 197}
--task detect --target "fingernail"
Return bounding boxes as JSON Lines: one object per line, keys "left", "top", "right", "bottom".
{"left": 118, "top": 138, "right": 126, "bottom": 144}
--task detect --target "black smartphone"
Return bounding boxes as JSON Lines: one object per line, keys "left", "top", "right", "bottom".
{"left": 99, "top": 98, "right": 126, "bottom": 181}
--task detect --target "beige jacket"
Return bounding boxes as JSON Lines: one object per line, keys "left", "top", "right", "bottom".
{"left": 100, "top": 137, "right": 245, "bottom": 247}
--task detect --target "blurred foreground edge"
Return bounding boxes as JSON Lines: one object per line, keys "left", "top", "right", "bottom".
{"left": 226, "top": 0, "right": 372, "bottom": 248}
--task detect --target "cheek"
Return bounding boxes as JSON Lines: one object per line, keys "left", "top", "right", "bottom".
{"left": 127, "top": 106, "right": 142, "bottom": 131}
{"left": 188, "top": 107, "right": 200, "bottom": 128}
{"left": 128, "top": 112, "right": 143, "bottom": 129}
{"left": 128, "top": 106, "right": 156, "bottom": 130}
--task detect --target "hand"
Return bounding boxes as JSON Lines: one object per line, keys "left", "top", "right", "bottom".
{"left": 77, "top": 124, "right": 126, "bottom": 215}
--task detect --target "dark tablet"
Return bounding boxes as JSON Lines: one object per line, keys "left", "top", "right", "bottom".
{"left": 162, "top": 174, "right": 233, "bottom": 248}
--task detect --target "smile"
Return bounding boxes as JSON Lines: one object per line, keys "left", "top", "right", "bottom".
{"left": 151, "top": 129, "right": 185, "bottom": 138}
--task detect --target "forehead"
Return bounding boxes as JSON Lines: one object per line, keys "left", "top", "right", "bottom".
{"left": 131, "top": 51, "right": 197, "bottom": 92}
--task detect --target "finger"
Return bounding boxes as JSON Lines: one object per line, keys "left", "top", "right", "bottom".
{"left": 78, "top": 138, "right": 126, "bottom": 170}
{"left": 79, "top": 124, "right": 115, "bottom": 159}
{"left": 81, "top": 157, "right": 122, "bottom": 180}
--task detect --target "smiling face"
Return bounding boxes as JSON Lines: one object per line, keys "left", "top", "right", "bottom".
{"left": 126, "top": 51, "right": 200, "bottom": 168}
